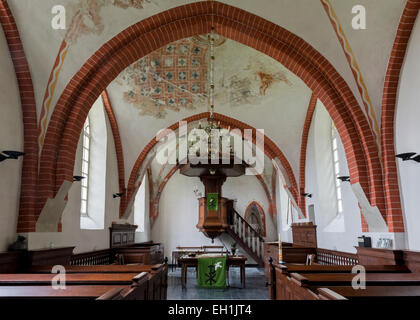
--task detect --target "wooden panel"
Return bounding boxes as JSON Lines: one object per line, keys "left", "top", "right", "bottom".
{"left": 356, "top": 247, "right": 404, "bottom": 265}
{"left": 29, "top": 264, "right": 163, "bottom": 273}
{"left": 291, "top": 223, "right": 317, "bottom": 248}
{"left": 27, "top": 247, "right": 75, "bottom": 266}
{"left": 291, "top": 272, "right": 420, "bottom": 286}
{"left": 109, "top": 224, "right": 138, "bottom": 248}
{"left": 0, "top": 273, "right": 141, "bottom": 285}
{"left": 0, "top": 285, "right": 125, "bottom": 299}
{"left": 402, "top": 250, "right": 420, "bottom": 273}
{"left": 318, "top": 286, "right": 420, "bottom": 299}
{"left": 0, "top": 251, "right": 21, "bottom": 273}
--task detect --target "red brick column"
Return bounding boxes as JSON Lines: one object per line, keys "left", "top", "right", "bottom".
{"left": 298, "top": 94, "right": 317, "bottom": 217}
{"left": 0, "top": 0, "right": 38, "bottom": 232}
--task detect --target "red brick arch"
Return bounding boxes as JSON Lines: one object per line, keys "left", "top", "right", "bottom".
{"left": 123, "top": 112, "right": 295, "bottom": 218}
{"left": 37, "top": 1, "right": 385, "bottom": 230}
{"left": 380, "top": 0, "right": 420, "bottom": 232}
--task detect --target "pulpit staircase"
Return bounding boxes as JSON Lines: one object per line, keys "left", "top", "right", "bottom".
{"left": 226, "top": 208, "right": 265, "bottom": 266}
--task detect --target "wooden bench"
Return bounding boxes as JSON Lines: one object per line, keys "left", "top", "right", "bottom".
{"left": 270, "top": 262, "right": 413, "bottom": 300}
{"left": 291, "top": 272, "right": 420, "bottom": 287}
{"left": 0, "top": 285, "right": 128, "bottom": 300}
{"left": 317, "top": 285, "right": 420, "bottom": 299}
{"left": 277, "top": 272, "right": 420, "bottom": 300}
{"left": 0, "top": 272, "right": 144, "bottom": 286}
{"left": 278, "top": 264, "right": 410, "bottom": 275}
{"left": 27, "top": 264, "right": 168, "bottom": 300}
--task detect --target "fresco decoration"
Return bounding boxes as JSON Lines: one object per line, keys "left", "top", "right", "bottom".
{"left": 116, "top": 37, "right": 211, "bottom": 119}
{"left": 38, "top": 0, "right": 152, "bottom": 155}
{"left": 321, "top": 0, "right": 381, "bottom": 151}
{"left": 116, "top": 37, "right": 293, "bottom": 119}
{"left": 66, "top": 0, "right": 152, "bottom": 44}
{"left": 214, "top": 41, "right": 292, "bottom": 108}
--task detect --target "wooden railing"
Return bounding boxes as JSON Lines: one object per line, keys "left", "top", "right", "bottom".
{"left": 70, "top": 249, "right": 113, "bottom": 266}
{"left": 315, "top": 248, "right": 359, "bottom": 266}
{"left": 227, "top": 209, "right": 265, "bottom": 265}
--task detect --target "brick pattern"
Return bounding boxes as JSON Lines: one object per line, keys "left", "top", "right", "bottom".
{"left": 0, "top": 0, "right": 38, "bottom": 233}
{"left": 298, "top": 94, "right": 317, "bottom": 217}
{"left": 38, "top": 1, "right": 383, "bottom": 230}
{"left": 125, "top": 112, "right": 298, "bottom": 218}
{"left": 381, "top": 0, "right": 420, "bottom": 233}
{"left": 101, "top": 90, "right": 126, "bottom": 195}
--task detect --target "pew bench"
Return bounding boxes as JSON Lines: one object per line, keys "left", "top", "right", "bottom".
{"left": 0, "top": 272, "right": 144, "bottom": 286}
{"left": 317, "top": 285, "right": 420, "bottom": 300}
{"left": 278, "top": 264, "right": 410, "bottom": 275}
{"left": 270, "top": 263, "right": 415, "bottom": 300}
{"left": 27, "top": 264, "right": 168, "bottom": 300}
{"left": 291, "top": 272, "right": 420, "bottom": 287}
{"left": 0, "top": 285, "right": 128, "bottom": 300}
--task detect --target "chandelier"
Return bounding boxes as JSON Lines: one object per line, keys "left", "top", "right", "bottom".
{"left": 187, "top": 28, "right": 234, "bottom": 159}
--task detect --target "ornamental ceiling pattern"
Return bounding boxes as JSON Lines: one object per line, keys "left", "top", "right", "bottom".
{"left": 116, "top": 36, "right": 292, "bottom": 119}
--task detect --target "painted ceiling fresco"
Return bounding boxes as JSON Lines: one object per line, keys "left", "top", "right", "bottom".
{"left": 115, "top": 36, "right": 293, "bottom": 119}
{"left": 66, "top": 0, "right": 151, "bottom": 44}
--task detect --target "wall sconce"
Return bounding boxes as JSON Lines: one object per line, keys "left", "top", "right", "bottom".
{"left": 395, "top": 152, "right": 420, "bottom": 162}
{"left": 337, "top": 176, "right": 351, "bottom": 182}
{"left": 113, "top": 193, "right": 125, "bottom": 198}
{"left": 0, "top": 150, "right": 25, "bottom": 162}
{"left": 73, "top": 176, "right": 85, "bottom": 182}
{"left": 301, "top": 193, "right": 312, "bottom": 198}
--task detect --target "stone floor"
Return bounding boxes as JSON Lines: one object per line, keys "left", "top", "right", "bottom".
{"left": 167, "top": 266, "right": 269, "bottom": 300}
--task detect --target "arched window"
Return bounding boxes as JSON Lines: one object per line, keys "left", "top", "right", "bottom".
{"left": 331, "top": 123, "right": 343, "bottom": 214}
{"left": 80, "top": 96, "right": 107, "bottom": 230}
{"left": 134, "top": 175, "right": 147, "bottom": 232}
{"left": 80, "top": 118, "right": 90, "bottom": 217}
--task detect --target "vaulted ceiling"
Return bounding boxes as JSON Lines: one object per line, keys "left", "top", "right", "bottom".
{"left": 1, "top": 0, "right": 412, "bottom": 232}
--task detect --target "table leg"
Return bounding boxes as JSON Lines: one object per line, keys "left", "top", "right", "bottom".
{"left": 181, "top": 264, "right": 186, "bottom": 289}
{"left": 241, "top": 264, "right": 245, "bottom": 289}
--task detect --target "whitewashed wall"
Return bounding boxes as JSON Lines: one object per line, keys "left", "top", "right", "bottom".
{"left": 396, "top": 12, "right": 420, "bottom": 251}
{"left": 0, "top": 27, "right": 23, "bottom": 252}
{"left": 302, "top": 102, "right": 362, "bottom": 253}
{"left": 25, "top": 106, "right": 132, "bottom": 253}
{"left": 151, "top": 171, "right": 277, "bottom": 264}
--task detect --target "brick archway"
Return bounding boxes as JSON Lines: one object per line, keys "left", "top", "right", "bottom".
{"left": 37, "top": 1, "right": 385, "bottom": 231}
{"left": 380, "top": 0, "right": 420, "bottom": 232}
{"left": 121, "top": 112, "right": 295, "bottom": 218}
{"left": 244, "top": 201, "right": 266, "bottom": 237}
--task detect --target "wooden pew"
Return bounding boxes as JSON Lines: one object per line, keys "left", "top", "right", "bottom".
{"left": 317, "top": 285, "right": 420, "bottom": 300}
{"left": 279, "top": 264, "right": 410, "bottom": 275}
{"left": 291, "top": 272, "right": 420, "bottom": 287}
{"left": 0, "top": 285, "right": 127, "bottom": 300}
{"left": 0, "top": 273, "right": 143, "bottom": 286}
{"left": 28, "top": 263, "right": 168, "bottom": 300}
{"left": 271, "top": 263, "right": 411, "bottom": 300}
{"left": 0, "top": 272, "right": 150, "bottom": 300}
{"left": 278, "top": 272, "right": 420, "bottom": 300}
{"left": 28, "top": 264, "right": 163, "bottom": 273}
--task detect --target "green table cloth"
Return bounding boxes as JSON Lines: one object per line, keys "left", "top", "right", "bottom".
{"left": 197, "top": 256, "right": 227, "bottom": 288}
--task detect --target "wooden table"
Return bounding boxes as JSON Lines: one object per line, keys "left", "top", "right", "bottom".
{"left": 178, "top": 255, "right": 247, "bottom": 289}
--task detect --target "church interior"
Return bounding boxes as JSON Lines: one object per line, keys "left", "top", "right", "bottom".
{"left": 1, "top": 0, "right": 420, "bottom": 302}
